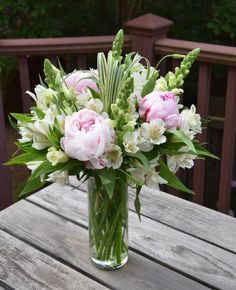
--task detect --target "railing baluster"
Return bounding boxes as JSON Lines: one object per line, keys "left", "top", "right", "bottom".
{"left": 76, "top": 54, "right": 87, "bottom": 69}
{"left": 18, "top": 56, "right": 32, "bottom": 113}
{"left": 192, "top": 63, "right": 211, "bottom": 204}
{"left": 218, "top": 67, "right": 236, "bottom": 213}
{"left": 0, "top": 73, "right": 12, "bottom": 210}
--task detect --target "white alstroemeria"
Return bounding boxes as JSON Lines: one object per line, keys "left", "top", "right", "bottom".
{"left": 74, "top": 90, "right": 92, "bottom": 110}
{"left": 180, "top": 105, "right": 202, "bottom": 140}
{"left": 132, "top": 67, "right": 156, "bottom": 95}
{"left": 145, "top": 170, "right": 167, "bottom": 190}
{"left": 123, "top": 131, "right": 140, "bottom": 153}
{"left": 105, "top": 144, "right": 123, "bottom": 169}
{"left": 128, "top": 166, "right": 167, "bottom": 190}
{"left": 167, "top": 146, "right": 196, "bottom": 173}
{"left": 27, "top": 85, "right": 56, "bottom": 110}
{"left": 46, "top": 170, "right": 69, "bottom": 186}
{"left": 129, "top": 54, "right": 145, "bottom": 72}
{"left": 25, "top": 105, "right": 62, "bottom": 150}
{"left": 137, "top": 137, "right": 153, "bottom": 152}
{"left": 46, "top": 147, "right": 69, "bottom": 166}
{"left": 141, "top": 119, "right": 167, "bottom": 145}
{"left": 26, "top": 161, "right": 43, "bottom": 173}
{"left": 18, "top": 126, "right": 33, "bottom": 143}
{"left": 85, "top": 98, "right": 103, "bottom": 113}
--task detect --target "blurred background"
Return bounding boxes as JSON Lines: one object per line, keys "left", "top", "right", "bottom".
{"left": 1, "top": 0, "right": 236, "bottom": 213}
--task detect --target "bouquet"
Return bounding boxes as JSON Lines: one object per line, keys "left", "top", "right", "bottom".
{"left": 6, "top": 30, "right": 216, "bottom": 269}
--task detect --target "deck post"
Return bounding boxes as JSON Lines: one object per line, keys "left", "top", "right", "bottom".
{"left": 125, "top": 13, "right": 173, "bottom": 66}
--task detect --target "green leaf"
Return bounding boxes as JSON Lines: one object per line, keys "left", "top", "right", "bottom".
{"left": 141, "top": 70, "right": 159, "bottom": 96}
{"left": 125, "top": 151, "right": 151, "bottom": 169}
{"left": 4, "top": 152, "right": 45, "bottom": 165}
{"left": 32, "top": 107, "right": 45, "bottom": 119}
{"left": 8, "top": 115, "right": 18, "bottom": 130}
{"left": 11, "top": 113, "right": 33, "bottom": 123}
{"left": 97, "top": 168, "right": 115, "bottom": 198}
{"left": 194, "top": 144, "right": 220, "bottom": 160}
{"left": 168, "top": 130, "right": 196, "bottom": 153}
{"left": 134, "top": 186, "right": 142, "bottom": 221}
{"left": 19, "top": 177, "right": 46, "bottom": 198}
{"left": 159, "top": 160, "right": 194, "bottom": 194}
{"left": 88, "top": 87, "right": 100, "bottom": 99}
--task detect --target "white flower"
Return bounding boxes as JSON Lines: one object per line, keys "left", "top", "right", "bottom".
{"left": 26, "top": 161, "right": 43, "bottom": 172}
{"left": 105, "top": 144, "right": 123, "bottom": 169}
{"left": 167, "top": 146, "right": 196, "bottom": 173}
{"left": 180, "top": 105, "right": 201, "bottom": 139}
{"left": 85, "top": 98, "right": 103, "bottom": 114}
{"left": 18, "top": 126, "right": 33, "bottom": 143}
{"left": 46, "top": 147, "right": 69, "bottom": 166}
{"left": 141, "top": 119, "right": 167, "bottom": 145}
{"left": 128, "top": 166, "right": 167, "bottom": 190}
{"left": 46, "top": 170, "right": 69, "bottom": 186}
{"left": 27, "top": 85, "right": 56, "bottom": 110}
{"left": 123, "top": 131, "right": 140, "bottom": 153}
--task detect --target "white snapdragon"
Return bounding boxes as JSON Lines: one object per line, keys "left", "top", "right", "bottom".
{"left": 141, "top": 119, "right": 167, "bottom": 145}
{"left": 46, "top": 147, "right": 69, "bottom": 166}
{"left": 155, "top": 76, "right": 183, "bottom": 96}
{"left": 46, "top": 170, "right": 69, "bottom": 185}
{"left": 105, "top": 144, "right": 123, "bottom": 169}
{"left": 180, "top": 105, "right": 201, "bottom": 140}
{"left": 123, "top": 131, "right": 140, "bottom": 153}
{"left": 167, "top": 146, "right": 196, "bottom": 173}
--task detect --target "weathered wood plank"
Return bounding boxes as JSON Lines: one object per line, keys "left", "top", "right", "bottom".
{"left": 70, "top": 179, "right": 236, "bottom": 254}
{"left": 0, "top": 200, "right": 209, "bottom": 290}
{"left": 0, "top": 230, "right": 107, "bottom": 290}
{"left": 26, "top": 183, "right": 236, "bottom": 289}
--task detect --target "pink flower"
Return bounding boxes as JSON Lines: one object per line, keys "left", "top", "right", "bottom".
{"left": 61, "top": 109, "right": 114, "bottom": 168}
{"left": 139, "top": 91, "right": 181, "bottom": 129}
{"left": 64, "top": 71, "right": 98, "bottom": 95}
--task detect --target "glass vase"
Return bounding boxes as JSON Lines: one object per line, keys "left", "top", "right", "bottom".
{"left": 88, "top": 176, "right": 128, "bottom": 270}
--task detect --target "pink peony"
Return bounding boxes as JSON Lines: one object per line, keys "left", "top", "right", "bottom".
{"left": 64, "top": 71, "right": 98, "bottom": 95}
{"left": 139, "top": 91, "right": 181, "bottom": 129}
{"left": 61, "top": 109, "right": 114, "bottom": 168}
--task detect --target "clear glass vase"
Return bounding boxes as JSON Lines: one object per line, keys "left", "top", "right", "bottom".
{"left": 88, "top": 176, "right": 128, "bottom": 270}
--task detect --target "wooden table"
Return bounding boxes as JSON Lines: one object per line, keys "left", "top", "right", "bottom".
{"left": 0, "top": 180, "right": 236, "bottom": 290}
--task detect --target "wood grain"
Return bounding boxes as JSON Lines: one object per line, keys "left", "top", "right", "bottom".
{"left": 68, "top": 178, "right": 236, "bottom": 253}
{"left": 0, "top": 200, "right": 209, "bottom": 290}
{"left": 0, "top": 230, "right": 107, "bottom": 290}
{"left": 26, "top": 183, "right": 236, "bottom": 289}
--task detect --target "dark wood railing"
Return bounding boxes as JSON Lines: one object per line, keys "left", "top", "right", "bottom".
{"left": 1, "top": 13, "right": 236, "bottom": 214}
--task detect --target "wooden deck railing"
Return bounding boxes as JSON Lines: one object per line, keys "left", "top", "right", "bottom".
{"left": 1, "top": 13, "right": 236, "bottom": 214}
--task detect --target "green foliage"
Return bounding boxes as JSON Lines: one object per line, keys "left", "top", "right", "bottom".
{"left": 207, "top": 0, "right": 236, "bottom": 44}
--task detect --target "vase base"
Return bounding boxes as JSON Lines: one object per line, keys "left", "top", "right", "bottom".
{"left": 90, "top": 254, "right": 128, "bottom": 270}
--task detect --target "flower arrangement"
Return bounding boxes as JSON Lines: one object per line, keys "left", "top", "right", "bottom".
{"left": 6, "top": 30, "right": 216, "bottom": 269}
